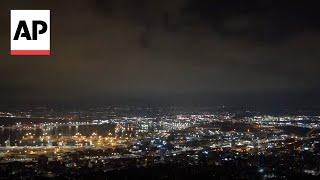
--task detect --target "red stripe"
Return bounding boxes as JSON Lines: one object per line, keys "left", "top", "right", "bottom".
{"left": 10, "top": 50, "right": 50, "bottom": 56}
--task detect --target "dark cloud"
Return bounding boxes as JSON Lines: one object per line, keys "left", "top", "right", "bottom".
{"left": 187, "top": 0, "right": 320, "bottom": 43}
{"left": 0, "top": 0, "right": 320, "bottom": 106}
{"left": 93, "top": 0, "right": 320, "bottom": 43}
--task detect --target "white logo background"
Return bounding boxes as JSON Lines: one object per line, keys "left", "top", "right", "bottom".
{"left": 10, "top": 10, "right": 50, "bottom": 51}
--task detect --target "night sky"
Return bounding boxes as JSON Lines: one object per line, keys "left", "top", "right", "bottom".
{"left": 0, "top": 0, "right": 320, "bottom": 107}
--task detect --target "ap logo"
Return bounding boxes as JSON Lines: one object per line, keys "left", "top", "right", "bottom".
{"left": 10, "top": 10, "right": 50, "bottom": 56}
